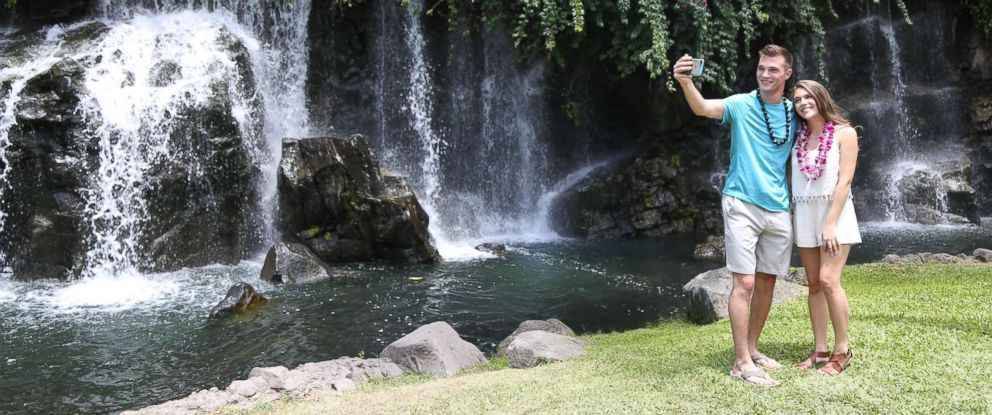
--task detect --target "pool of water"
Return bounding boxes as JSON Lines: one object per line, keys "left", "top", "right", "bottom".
{"left": 0, "top": 237, "right": 716, "bottom": 415}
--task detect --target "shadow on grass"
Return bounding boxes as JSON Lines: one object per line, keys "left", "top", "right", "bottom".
{"left": 700, "top": 340, "right": 819, "bottom": 372}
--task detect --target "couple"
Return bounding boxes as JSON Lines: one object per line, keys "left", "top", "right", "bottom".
{"left": 673, "top": 44, "right": 860, "bottom": 387}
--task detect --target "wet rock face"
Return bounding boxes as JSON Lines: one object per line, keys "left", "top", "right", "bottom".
{"left": 209, "top": 282, "right": 268, "bottom": 318}
{"left": 259, "top": 242, "right": 334, "bottom": 284}
{"left": 0, "top": 0, "right": 94, "bottom": 28}
{"left": 277, "top": 134, "right": 439, "bottom": 263}
{"left": 855, "top": 152, "right": 979, "bottom": 225}
{"left": 550, "top": 135, "right": 723, "bottom": 239}
{"left": 1, "top": 23, "right": 264, "bottom": 280}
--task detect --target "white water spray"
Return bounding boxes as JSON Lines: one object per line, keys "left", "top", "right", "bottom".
{"left": 76, "top": 12, "right": 264, "bottom": 277}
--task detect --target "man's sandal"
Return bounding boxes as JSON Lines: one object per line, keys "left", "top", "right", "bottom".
{"left": 751, "top": 353, "right": 782, "bottom": 370}
{"left": 730, "top": 366, "right": 781, "bottom": 387}
{"left": 818, "top": 349, "right": 853, "bottom": 376}
{"left": 796, "top": 351, "right": 830, "bottom": 369}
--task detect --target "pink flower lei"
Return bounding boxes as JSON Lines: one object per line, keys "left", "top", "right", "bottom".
{"left": 796, "top": 121, "right": 835, "bottom": 181}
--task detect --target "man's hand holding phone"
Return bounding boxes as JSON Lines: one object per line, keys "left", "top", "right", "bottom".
{"left": 673, "top": 54, "right": 705, "bottom": 84}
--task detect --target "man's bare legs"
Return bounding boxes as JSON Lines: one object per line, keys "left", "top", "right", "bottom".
{"left": 729, "top": 272, "right": 779, "bottom": 386}
{"left": 747, "top": 273, "right": 781, "bottom": 368}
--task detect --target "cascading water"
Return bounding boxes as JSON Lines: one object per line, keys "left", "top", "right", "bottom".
{"left": 373, "top": 1, "right": 567, "bottom": 258}
{"left": 77, "top": 12, "right": 265, "bottom": 278}
{"left": 96, "top": 0, "right": 313, "bottom": 245}
{"left": 0, "top": 0, "right": 312, "bottom": 279}
{"left": 872, "top": 16, "right": 917, "bottom": 222}
{"left": 806, "top": 3, "right": 977, "bottom": 225}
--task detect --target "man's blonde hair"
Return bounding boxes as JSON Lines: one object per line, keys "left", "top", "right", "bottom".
{"left": 759, "top": 44, "right": 793, "bottom": 68}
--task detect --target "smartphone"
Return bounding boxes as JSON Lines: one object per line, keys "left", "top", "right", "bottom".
{"left": 691, "top": 58, "right": 705, "bottom": 76}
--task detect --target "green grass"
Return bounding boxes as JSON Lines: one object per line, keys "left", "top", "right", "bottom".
{"left": 227, "top": 264, "right": 992, "bottom": 414}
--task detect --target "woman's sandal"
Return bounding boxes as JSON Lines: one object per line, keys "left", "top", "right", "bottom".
{"left": 818, "top": 349, "right": 853, "bottom": 376}
{"left": 796, "top": 351, "right": 831, "bottom": 370}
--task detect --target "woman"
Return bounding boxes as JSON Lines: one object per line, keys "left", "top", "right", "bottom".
{"left": 790, "top": 80, "right": 860, "bottom": 376}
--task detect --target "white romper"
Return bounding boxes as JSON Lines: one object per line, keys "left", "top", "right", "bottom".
{"left": 790, "top": 132, "right": 862, "bottom": 248}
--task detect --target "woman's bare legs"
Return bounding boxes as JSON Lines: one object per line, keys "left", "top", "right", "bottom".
{"left": 816, "top": 244, "right": 852, "bottom": 354}
{"left": 799, "top": 248, "right": 830, "bottom": 354}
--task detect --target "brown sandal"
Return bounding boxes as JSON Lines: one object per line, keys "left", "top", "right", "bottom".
{"left": 818, "top": 349, "right": 853, "bottom": 376}
{"left": 796, "top": 350, "right": 830, "bottom": 369}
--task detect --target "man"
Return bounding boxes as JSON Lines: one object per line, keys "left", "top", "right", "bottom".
{"left": 672, "top": 45, "right": 798, "bottom": 387}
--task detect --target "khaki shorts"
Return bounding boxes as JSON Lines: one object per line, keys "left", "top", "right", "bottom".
{"left": 722, "top": 195, "right": 792, "bottom": 276}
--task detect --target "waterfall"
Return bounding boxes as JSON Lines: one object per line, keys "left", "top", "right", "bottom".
{"left": 372, "top": 1, "right": 562, "bottom": 258}
{"left": 0, "top": 1, "right": 312, "bottom": 278}
{"left": 76, "top": 12, "right": 265, "bottom": 277}
{"left": 0, "top": 26, "right": 72, "bottom": 269}
{"left": 873, "top": 16, "right": 915, "bottom": 221}
{"left": 809, "top": 4, "right": 976, "bottom": 225}
{"left": 96, "top": 0, "right": 313, "bottom": 243}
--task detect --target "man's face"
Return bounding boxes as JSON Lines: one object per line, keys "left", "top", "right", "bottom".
{"left": 756, "top": 55, "right": 793, "bottom": 95}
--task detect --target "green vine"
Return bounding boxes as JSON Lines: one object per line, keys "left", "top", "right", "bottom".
{"left": 431, "top": 0, "right": 924, "bottom": 92}
{"left": 963, "top": 0, "right": 992, "bottom": 35}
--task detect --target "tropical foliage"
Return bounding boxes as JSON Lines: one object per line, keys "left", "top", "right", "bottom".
{"left": 430, "top": 0, "right": 917, "bottom": 92}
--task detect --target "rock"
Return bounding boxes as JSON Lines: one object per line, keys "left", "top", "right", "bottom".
{"left": 248, "top": 366, "right": 290, "bottom": 390}
{"left": 693, "top": 236, "right": 725, "bottom": 261}
{"left": 974, "top": 248, "right": 992, "bottom": 262}
{"left": 260, "top": 242, "right": 335, "bottom": 284}
{"left": 682, "top": 267, "right": 805, "bottom": 324}
{"left": 277, "top": 135, "right": 439, "bottom": 264}
{"left": 380, "top": 321, "right": 487, "bottom": 377}
{"left": 883, "top": 252, "right": 983, "bottom": 264}
{"left": 227, "top": 377, "right": 269, "bottom": 398}
{"left": 860, "top": 153, "right": 979, "bottom": 225}
{"left": 506, "top": 330, "right": 586, "bottom": 368}
{"left": 496, "top": 319, "right": 575, "bottom": 358}
{"left": 474, "top": 242, "right": 507, "bottom": 256}
{"left": 208, "top": 283, "right": 268, "bottom": 318}
{"left": 550, "top": 135, "right": 724, "bottom": 239}
{"left": 284, "top": 357, "right": 401, "bottom": 396}
{"left": 332, "top": 378, "right": 356, "bottom": 392}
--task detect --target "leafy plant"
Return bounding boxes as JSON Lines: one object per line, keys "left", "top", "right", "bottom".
{"left": 428, "top": 0, "right": 917, "bottom": 92}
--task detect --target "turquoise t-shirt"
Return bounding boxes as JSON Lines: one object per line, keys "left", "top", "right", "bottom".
{"left": 718, "top": 90, "right": 799, "bottom": 212}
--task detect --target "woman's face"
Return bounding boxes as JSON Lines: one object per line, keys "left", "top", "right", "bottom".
{"left": 793, "top": 87, "right": 820, "bottom": 121}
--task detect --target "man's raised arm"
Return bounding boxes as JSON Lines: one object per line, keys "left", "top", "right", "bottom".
{"left": 672, "top": 54, "right": 724, "bottom": 120}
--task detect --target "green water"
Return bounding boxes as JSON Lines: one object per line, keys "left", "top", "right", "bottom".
{"left": 0, "top": 237, "right": 714, "bottom": 414}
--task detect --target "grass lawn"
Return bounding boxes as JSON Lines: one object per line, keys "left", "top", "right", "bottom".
{"left": 228, "top": 263, "right": 992, "bottom": 414}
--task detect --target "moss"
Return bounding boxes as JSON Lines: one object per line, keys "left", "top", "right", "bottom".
{"left": 305, "top": 226, "right": 320, "bottom": 239}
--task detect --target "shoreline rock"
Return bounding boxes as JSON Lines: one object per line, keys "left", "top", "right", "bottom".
{"left": 121, "top": 357, "right": 403, "bottom": 415}
{"left": 683, "top": 267, "right": 805, "bottom": 324}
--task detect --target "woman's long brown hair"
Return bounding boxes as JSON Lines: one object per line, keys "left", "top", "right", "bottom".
{"left": 794, "top": 79, "right": 850, "bottom": 127}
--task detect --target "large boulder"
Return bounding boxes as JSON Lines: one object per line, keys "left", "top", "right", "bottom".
{"left": 259, "top": 242, "right": 335, "bottom": 284}
{"left": 277, "top": 135, "right": 439, "bottom": 263}
{"left": 0, "top": 22, "right": 264, "bottom": 280}
{"left": 857, "top": 151, "right": 979, "bottom": 225}
{"left": 496, "top": 318, "right": 575, "bottom": 358}
{"left": 693, "top": 235, "right": 725, "bottom": 261}
{"left": 974, "top": 248, "right": 992, "bottom": 262}
{"left": 506, "top": 330, "right": 586, "bottom": 369}
{"left": 380, "top": 321, "right": 487, "bottom": 377}
{"left": 208, "top": 283, "right": 268, "bottom": 318}
{"left": 550, "top": 136, "right": 723, "bottom": 239}
{"left": 682, "top": 267, "right": 806, "bottom": 324}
